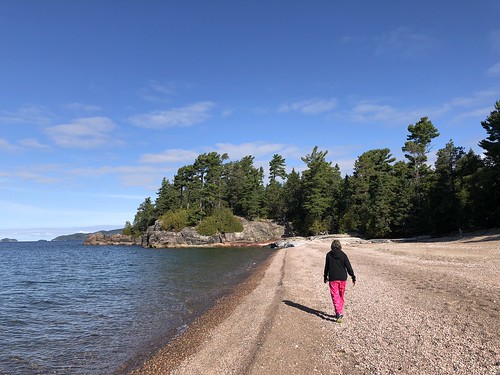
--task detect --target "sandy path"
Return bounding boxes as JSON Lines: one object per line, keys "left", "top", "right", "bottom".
{"left": 131, "top": 234, "right": 500, "bottom": 375}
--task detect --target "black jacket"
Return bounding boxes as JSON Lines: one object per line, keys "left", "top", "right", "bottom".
{"left": 323, "top": 249, "right": 356, "bottom": 282}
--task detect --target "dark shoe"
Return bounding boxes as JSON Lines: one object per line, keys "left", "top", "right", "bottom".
{"left": 336, "top": 314, "right": 343, "bottom": 323}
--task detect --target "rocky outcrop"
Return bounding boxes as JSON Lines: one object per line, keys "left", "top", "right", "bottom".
{"left": 83, "top": 217, "right": 286, "bottom": 248}
{"left": 144, "top": 217, "right": 285, "bottom": 248}
{"left": 84, "top": 232, "right": 140, "bottom": 246}
{"left": 144, "top": 225, "right": 221, "bottom": 248}
{"left": 1, "top": 238, "right": 18, "bottom": 242}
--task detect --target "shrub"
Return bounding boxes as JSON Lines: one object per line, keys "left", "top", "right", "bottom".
{"left": 159, "top": 210, "right": 189, "bottom": 232}
{"left": 196, "top": 208, "right": 244, "bottom": 236}
{"left": 307, "top": 218, "right": 328, "bottom": 236}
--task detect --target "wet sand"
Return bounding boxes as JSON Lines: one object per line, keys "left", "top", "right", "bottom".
{"left": 127, "top": 232, "right": 500, "bottom": 375}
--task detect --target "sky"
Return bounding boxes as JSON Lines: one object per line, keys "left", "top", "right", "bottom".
{"left": 1, "top": 1, "right": 499, "bottom": 241}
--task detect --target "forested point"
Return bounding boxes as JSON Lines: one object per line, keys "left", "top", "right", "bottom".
{"left": 125, "top": 101, "right": 500, "bottom": 239}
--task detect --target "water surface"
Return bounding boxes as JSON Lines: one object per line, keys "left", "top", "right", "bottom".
{"left": 0, "top": 241, "right": 272, "bottom": 374}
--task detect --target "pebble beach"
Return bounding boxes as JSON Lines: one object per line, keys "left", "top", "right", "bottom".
{"left": 125, "top": 232, "right": 500, "bottom": 375}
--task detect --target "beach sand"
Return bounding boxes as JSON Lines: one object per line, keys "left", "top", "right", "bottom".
{"left": 126, "top": 232, "right": 500, "bottom": 375}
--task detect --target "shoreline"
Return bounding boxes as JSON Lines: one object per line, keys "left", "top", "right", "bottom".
{"left": 119, "top": 233, "right": 499, "bottom": 374}
{"left": 116, "top": 249, "right": 278, "bottom": 374}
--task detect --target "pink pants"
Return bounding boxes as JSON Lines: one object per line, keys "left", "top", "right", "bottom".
{"left": 329, "top": 280, "right": 347, "bottom": 315}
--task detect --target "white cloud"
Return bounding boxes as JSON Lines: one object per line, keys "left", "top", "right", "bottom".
{"left": 348, "top": 101, "right": 420, "bottom": 125}
{"left": 129, "top": 101, "right": 215, "bottom": 128}
{"left": 69, "top": 164, "right": 176, "bottom": 189}
{"left": 341, "top": 27, "right": 438, "bottom": 59}
{"left": 210, "top": 142, "right": 302, "bottom": 160}
{"left": 0, "top": 106, "right": 52, "bottom": 125}
{"left": 374, "top": 27, "right": 438, "bottom": 58}
{"left": 138, "top": 80, "right": 178, "bottom": 102}
{"left": 0, "top": 138, "right": 21, "bottom": 152}
{"left": 70, "top": 165, "right": 160, "bottom": 177}
{"left": 3, "top": 164, "right": 63, "bottom": 184}
{"left": 65, "top": 102, "right": 102, "bottom": 112}
{"left": 490, "top": 30, "right": 500, "bottom": 53}
{"left": 14, "top": 171, "right": 59, "bottom": 184}
{"left": 45, "top": 117, "right": 117, "bottom": 149}
{"left": 487, "top": 62, "right": 500, "bottom": 76}
{"left": 18, "top": 138, "right": 50, "bottom": 149}
{"left": 346, "top": 90, "right": 500, "bottom": 126}
{"left": 278, "top": 97, "right": 338, "bottom": 115}
{"left": 139, "top": 149, "right": 199, "bottom": 164}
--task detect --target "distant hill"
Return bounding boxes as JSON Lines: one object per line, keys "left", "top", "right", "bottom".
{"left": 51, "top": 229, "right": 123, "bottom": 241}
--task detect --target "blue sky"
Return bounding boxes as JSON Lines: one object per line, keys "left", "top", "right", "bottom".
{"left": 1, "top": 1, "right": 499, "bottom": 241}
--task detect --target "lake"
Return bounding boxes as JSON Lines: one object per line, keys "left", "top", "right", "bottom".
{"left": 0, "top": 241, "right": 272, "bottom": 374}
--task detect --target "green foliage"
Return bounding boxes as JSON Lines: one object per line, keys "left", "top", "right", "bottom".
{"left": 155, "top": 178, "right": 179, "bottom": 217}
{"left": 133, "top": 197, "right": 156, "bottom": 233}
{"left": 159, "top": 210, "right": 189, "bottom": 232}
{"left": 263, "top": 154, "right": 288, "bottom": 221}
{"left": 479, "top": 101, "right": 500, "bottom": 167}
{"left": 427, "top": 140, "right": 465, "bottom": 234}
{"left": 300, "top": 147, "right": 343, "bottom": 235}
{"left": 196, "top": 208, "right": 244, "bottom": 236}
{"left": 224, "top": 156, "right": 265, "bottom": 219}
{"left": 122, "top": 221, "right": 133, "bottom": 235}
{"left": 342, "top": 148, "right": 398, "bottom": 238}
{"left": 127, "top": 104, "right": 500, "bottom": 239}
{"left": 269, "top": 154, "right": 287, "bottom": 182}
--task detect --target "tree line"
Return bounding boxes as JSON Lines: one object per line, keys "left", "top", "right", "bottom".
{"left": 126, "top": 101, "right": 500, "bottom": 239}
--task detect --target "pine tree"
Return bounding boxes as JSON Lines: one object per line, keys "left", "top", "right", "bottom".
{"left": 133, "top": 197, "right": 155, "bottom": 232}
{"left": 154, "top": 178, "right": 178, "bottom": 217}
{"left": 428, "top": 140, "right": 465, "bottom": 234}
{"left": 402, "top": 117, "right": 440, "bottom": 232}
{"left": 478, "top": 101, "right": 500, "bottom": 226}
{"left": 344, "top": 149, "right": 397, "bottom": 238}
{"left": 300, "top": 147, "right": 342, "bottom": 235}
{"left": 479, "top": 101, "right": 500, "bottom": 167}
{"left": 265, "top": 154, "right": 287, "bottom": 221}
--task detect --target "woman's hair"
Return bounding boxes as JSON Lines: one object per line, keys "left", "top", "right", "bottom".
{"left": 331, "top": 239, "right": 342, "bottom": 251}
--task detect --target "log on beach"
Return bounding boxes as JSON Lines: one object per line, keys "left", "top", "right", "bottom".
{"left": 128, "top": 233, "right": 500, "bottom": 375}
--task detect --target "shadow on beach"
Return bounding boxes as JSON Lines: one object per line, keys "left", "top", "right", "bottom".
{"left": 282, "top": 300, "right": 336, "bottom": 322}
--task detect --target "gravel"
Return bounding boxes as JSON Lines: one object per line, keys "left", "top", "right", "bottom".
{"left": 129, "top": 233, "right": 500, "bottom": 375}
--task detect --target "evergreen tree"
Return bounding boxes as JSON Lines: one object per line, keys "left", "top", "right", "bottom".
{"left": 133, "top": 197, "right": 156, "bottom": 233}
{"left": 402, "top": 117, "right": 440, "bottom": 232}
{"left": 224, "top": 156, "right": 264, "bottom": 219}
{"left": 154, "top": 178, "right": 178, "bottom": 217}
{"left": 479, "top": 101, "right": 500, "bottom": 167}
{"left": 428, "top": 140, "right": 465, "bottom": 234}
{"left": 455, "top": 149, "right": 485, "bottom": 230}
{"left": 193, "top": 152, "right": 228, "bottom": 214}
{"left": 174, "top": 165, "right": 198, "bottom": 210}
{"left": 402, "top": 117, "right": 440, "bottom": 204}
{"left": 283, "top": 168, "right": 303, "bottom": 234}
{"left": 265, "top": 154, "right": 287, "bottom": 221}
{"left": 343, "top": 149, "right": 397, "bottom": 238}
{"left": 390, "top": 161, "right": 413, "bottom": 236}
{"left": 478, "top": 101, "right": 500, "bottom": 226}
{"left": 122, "top": 221, "right": 133, "bottom": 235}
{"left": 269, "top": 154, "right": 287, "bottom": 181}
{"left": 300, "top": 147, "right": 342, "bottom": 235}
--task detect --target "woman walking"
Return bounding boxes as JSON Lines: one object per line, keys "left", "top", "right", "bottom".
{"left": 323, "top": 240, "right": 356, "bottom": 323}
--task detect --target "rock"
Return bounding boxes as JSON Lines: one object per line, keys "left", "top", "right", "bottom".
{"left": 84, "top": 232, "right": 140, "bottom": 246}
{"left": 145, "top": 217, "right": 285, "bottom": 248}
{"left": 145, "top": 226, "right": 221, "bottom": 248}
{"left": 84, "top": 217, "right": 286, "bottom": 248}
{"left": 1, "top": 238, "right": 18, "bottom": 242}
